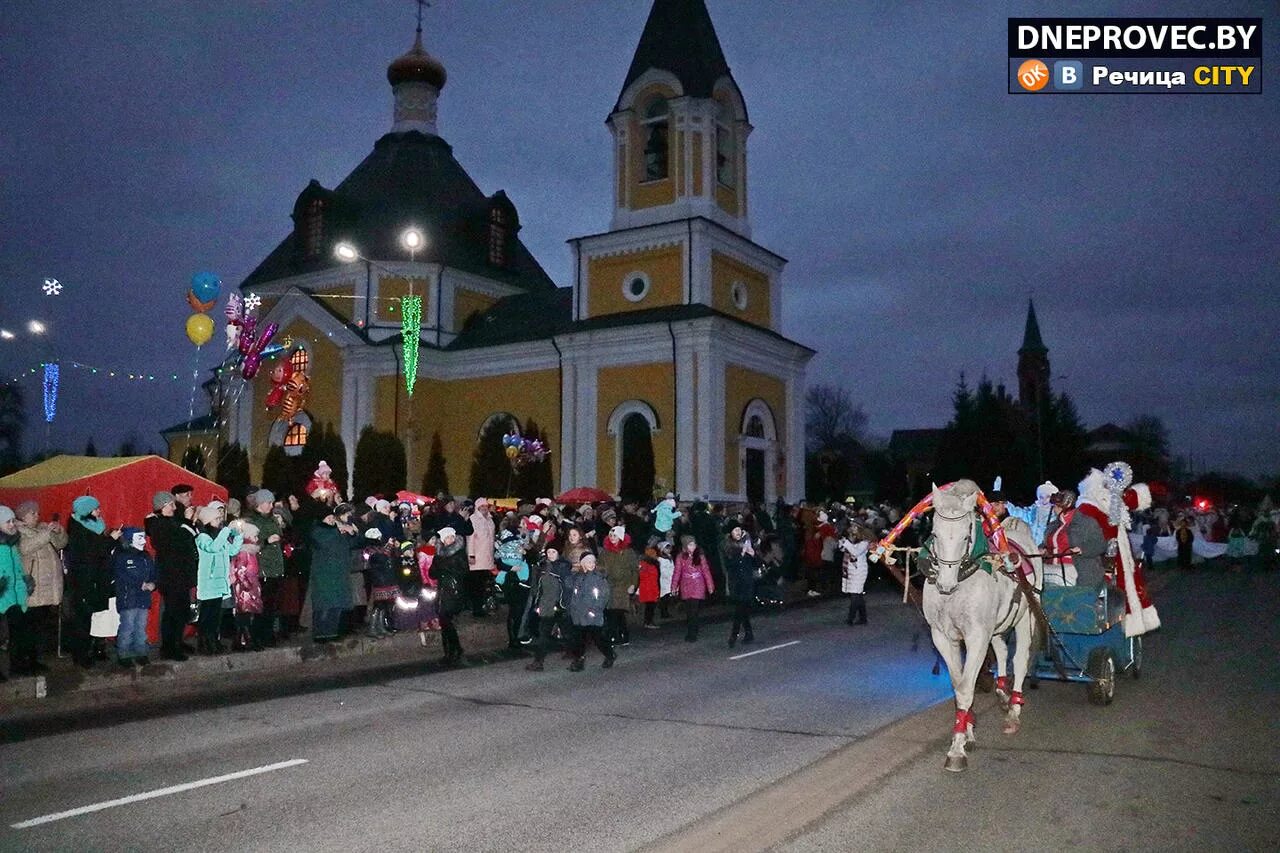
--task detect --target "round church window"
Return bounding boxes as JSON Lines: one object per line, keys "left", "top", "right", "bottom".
{"left": 623, "top": 271, "right": 651, "bottom": 302}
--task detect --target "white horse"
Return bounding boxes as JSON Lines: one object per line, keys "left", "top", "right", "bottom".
{"left": 920, "top": 481, "right": 1038, "bottom": 772}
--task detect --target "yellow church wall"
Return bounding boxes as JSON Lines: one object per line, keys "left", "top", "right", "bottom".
{"left": 711, "top": 251, "right": 771, "bottom": 328}
{"left": 453, "top": 289, "right": 498, "bottom": 332}
{"left": 247, "top": 318, "right": 344, "bottom": 481}
{"left": 373, "top": 369, "right": 560, "bottom": 496}
{"left": 715, "top": 182, "right": 739, "bottom": 217}
{"left": 595, "top": 363, "right": 675, "bottom": 494}
{"left": 376, "top": 276, "right": 430, "bottom": 325}
{"left": 723, "top": 365, "right": 787, "bottom": 495}
{"left": 587, "top": 245, "right": 684, "bottom": 318}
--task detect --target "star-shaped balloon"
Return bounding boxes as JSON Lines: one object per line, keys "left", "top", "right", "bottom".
{"left": 42, "top": 278, "right": 62, "bottom": 296}
{"left": 244, "top": 292, "right": 262, "bottom": 312}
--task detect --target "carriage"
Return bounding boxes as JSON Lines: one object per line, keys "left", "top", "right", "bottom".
{"left": 1035, "top": 581, "right": 1142, "bottom": 705}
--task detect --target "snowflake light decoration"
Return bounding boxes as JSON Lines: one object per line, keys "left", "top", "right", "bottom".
{"left": 244, "top": 292, "right": 262, "bottom": 312}
{"left": 42, "top": 278, "right": 62, "bottom": 296}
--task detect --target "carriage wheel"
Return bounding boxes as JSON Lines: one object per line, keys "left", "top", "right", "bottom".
{"left": 1086, "top": 648, "right": 1116, "bottom": 706}
{"left": 1130, "top": 636, "right": 1142, "bottom": 679}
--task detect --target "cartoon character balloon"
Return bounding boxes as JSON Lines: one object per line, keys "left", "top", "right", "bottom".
{"left": 265, "top": 358, "right": 310, "bottom": 423}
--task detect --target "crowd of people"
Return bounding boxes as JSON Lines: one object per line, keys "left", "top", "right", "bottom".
{"left": 0, "top": 460, "right": 906, "bottom": 681}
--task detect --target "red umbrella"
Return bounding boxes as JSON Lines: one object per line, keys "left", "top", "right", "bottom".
{"left": 555, "top": 486, "right": 613, "bottom": 504}
{"left": 396, "top": 490, "right": 436, "bottom": 505}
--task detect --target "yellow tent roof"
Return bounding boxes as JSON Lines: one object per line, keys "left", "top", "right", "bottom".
{"left": 0, "top": 455, "right": 153, "bottom": 488}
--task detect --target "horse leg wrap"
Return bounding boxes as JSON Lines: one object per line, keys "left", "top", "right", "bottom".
{"left": 1010, "top": 691, "right": 1025, "bottom": 706}
{"left": 996, "top": 675, "right": 1009, "bottom": 694}
{"left": 953, "top": 709, "right": 975, "bottom": 734}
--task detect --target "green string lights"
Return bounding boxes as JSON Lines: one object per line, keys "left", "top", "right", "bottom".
{"left": 401, "top": 294, "right": 422, "bottom": 396}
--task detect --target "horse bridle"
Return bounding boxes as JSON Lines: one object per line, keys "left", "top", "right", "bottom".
{"left": 922, "top": 510, "right": 982, "bottom": 590}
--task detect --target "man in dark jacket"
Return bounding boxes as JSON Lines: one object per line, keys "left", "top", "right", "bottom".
{"left": 690, "top": 502, "right": 725, "bottom": 593}
{"left": 724, "top": 527, "right": 760, "bottom": 647}
{"left": 429, "top": 526, "right": 470, "bottom": 666}
{"left": 146, "top": 491, "right": 198, "bottom": 661}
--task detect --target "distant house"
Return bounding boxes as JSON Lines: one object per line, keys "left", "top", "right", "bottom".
{"left": 889, "top": 428, "right": 946, "bottom": 496}
{"left": 1085, "top": 422, "right": 1135, "bottom": 467}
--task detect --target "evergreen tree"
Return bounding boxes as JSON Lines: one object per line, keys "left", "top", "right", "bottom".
{"left": 216, "top": 443, "right": 252, "bottom": 503}
{"left": 181, "top": 445, "right": 207, "bottom": 478}
{"left": 84, "top": 438, "right": 98, "bottom": 457}
{"left": 1042, "top": 393, "right": 1088, "bottom": 490}
{"left": 470, "top": 415, "right": 516, "bottom": 498}
{"left": 116, "top": 431, "right": 141, "bottom": 457}
{"left": 1125, "top": 415, "right": 1171, "bottom": 482}
{"left": 0, "top": 383, "right": 26, "bottom": 474}
{"left": 322, "top": 423, "right": 349, "bottom": 498}
{"left": 261, "top": 445, "right": 295, "bottom": 500}
{"left": 353, "top": 426, "right": 407, "bottom": 500}
{"left": 515, "top": 419, "right": 555, "bottom": 501}
{"left": 422, "top": 431, "right": 450, "bottom": 496}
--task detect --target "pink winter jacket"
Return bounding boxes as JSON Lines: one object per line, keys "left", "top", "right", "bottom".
{"left": 672, "top": 553, "right": 715, "bottom": 600}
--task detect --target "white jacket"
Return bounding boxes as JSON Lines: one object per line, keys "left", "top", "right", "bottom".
{"left": 840, "top": 539, "right": 869, "bottom": 594}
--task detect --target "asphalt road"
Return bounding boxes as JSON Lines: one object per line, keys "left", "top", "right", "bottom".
{"left": 2, "top": 570, "right": 1275, "bottom": 852}
{"left": 0, "top": 591, "right": 950, "bottom": 852}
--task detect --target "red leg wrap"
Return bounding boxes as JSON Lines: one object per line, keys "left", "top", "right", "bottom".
{"left": 1010, "top": 690, "right": 1025, "bottom": 706}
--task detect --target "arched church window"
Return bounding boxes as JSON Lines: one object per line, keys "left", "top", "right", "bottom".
{"left": 488, "top": 206, "right": 508, "bottom": 267}
{"left": 303, "top": 198, "right": 325, "bottom": 258}
{"left": 290, "top": 346, "right": 310, "bottom": 376}
{"left": 642, "top": 97, "right": 669, "bottom": 181}
{"left": 284, "top": 422, "right": 308, "bottom": 450}
{"left": 715, "top": 102, "right": 736, "bottom": 187}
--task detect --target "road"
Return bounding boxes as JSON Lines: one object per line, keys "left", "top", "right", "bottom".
{"left": 1, "top": 571, "right": 1275, "bottom": 852}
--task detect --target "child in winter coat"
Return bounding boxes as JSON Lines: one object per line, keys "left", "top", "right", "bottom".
{"left": 364, "top": 528, "right": 399, "bottom": 638}
{"left": 416, "top": 541, "right": 440, "bottom": 643}
{"left": 567, "top": 553, "right": 615, "bottom": 671}
{"left": 634, "top": 541, "right": 662, "bottom": 628}
{"left": 657, "top": 540, "right": 675, "bottom": 619}
{"left": 839, "top": 528, "right": 870, "bottom": 625}
{"left": 672, "top": 535, "right": 714, "bottom": 642}
{"left": 195, "top": 503, "right": 242, "bottom": 655}
{"left": 526, "top": 546, "right": 571, "bottom": 671}
{"left": 495, "top": 526, "right": 532, "bottom": 650}
{"left": 228, "top": 519, "right": 265, "bottom": 651}
{"left": 111, "top": 527, "right": 157, "bottom": 666}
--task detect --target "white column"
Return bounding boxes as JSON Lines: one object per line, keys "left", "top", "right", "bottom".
{"left": 676, "top": 332, "right": 698, "bottom": 495}
{"left": 786, "top": 369, "right": 807, "bottom": 502}
{"left": 574, "top": 361, "right": 598, "bottom": 488}
{"left": 559, "top": 358, "right": 577, "bottom": 492}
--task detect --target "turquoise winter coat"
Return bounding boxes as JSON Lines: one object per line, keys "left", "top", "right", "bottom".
{"left": 196, "top": 527, "right": 243, "bottom": 601}
{"left": 0, "top": 537, "right": 29, "bottom": 613}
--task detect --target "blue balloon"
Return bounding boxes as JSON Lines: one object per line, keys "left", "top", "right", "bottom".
{"left": 191, "top": 271, "right": 222, "bottom": 303}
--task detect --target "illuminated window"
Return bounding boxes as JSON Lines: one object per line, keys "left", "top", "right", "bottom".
{"left": 641, "top": 98, "right": 669, "bottom": 181}
{"left": 284, "top": 422, "right": 308, "bottom": 448}
{"left": 303, "top": 199, "right": 325, "bottom": 258}
{"left": 290, "top": 347, "right": 309, "bottom": 375}
{"left": 488, "top": 206, "right": 507, "bottom": 267}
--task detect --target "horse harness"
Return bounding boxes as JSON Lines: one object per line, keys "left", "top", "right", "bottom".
{"left": 919, "top": 514, "right": 991, "bottom": 587}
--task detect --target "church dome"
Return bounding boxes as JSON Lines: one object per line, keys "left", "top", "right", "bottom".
{"left": 387, "top": 32, "right": 447, "bottom": 89}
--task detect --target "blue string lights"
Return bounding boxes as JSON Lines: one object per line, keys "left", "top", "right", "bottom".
{"left": 42, "top": 362, "right": 59, "bottom": 423}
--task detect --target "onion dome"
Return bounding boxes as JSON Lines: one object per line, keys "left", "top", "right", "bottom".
{"left": 387, "top": 31, "right": 447, "bottom": 90}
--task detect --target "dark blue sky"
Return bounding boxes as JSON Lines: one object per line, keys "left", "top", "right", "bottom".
{"left": 1, "top": 1, "right": 1276, "bottom": 475}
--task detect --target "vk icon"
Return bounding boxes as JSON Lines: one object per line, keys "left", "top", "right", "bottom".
{"left": 1054, "top": 61, "right": 1083, "bottom": 90}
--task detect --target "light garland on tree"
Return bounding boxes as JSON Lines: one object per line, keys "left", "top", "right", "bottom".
{"left": 401, "top": 294, "right": 422, "bottom": 396}
{"left": 42, "top": 362, "right": 59, "bottom": 422}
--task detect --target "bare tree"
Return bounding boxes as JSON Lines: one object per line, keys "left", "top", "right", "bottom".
{"left": 805, "top": 384, "right": 867, "bottom": 454}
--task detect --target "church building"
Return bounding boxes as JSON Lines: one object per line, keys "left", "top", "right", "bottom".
{"left": 168, "top": 0, "right": 813, "bottom": 504}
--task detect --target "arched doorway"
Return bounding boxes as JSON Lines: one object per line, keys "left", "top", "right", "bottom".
{"left": 469, "top": 412, "right": 520, "bottom": 498}
{"left": 739, "top": 400, "right": 778, "bottom": 505}
{"left": 607, "top": 401, "right": 659, "bottom": 502}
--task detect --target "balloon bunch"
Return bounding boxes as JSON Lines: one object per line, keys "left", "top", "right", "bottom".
{"left": 225, "top": 294, "right": 279, "bottom": 380}
{"left": 185, "top": 271, "right": 221, "bottom": 347}
{"left": 502, "top": 429, "right": 550, "bottom": 468}
{"left": 264, "top": 358, "right": 310, "bottom": 424}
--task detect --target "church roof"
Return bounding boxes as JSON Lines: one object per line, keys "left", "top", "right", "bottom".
{"left": 447, "top": 289, "right": 812, "bottom": 353}
{"left": 1019, "top": 300, "right": 1048, "bottom": 355}
{"left": 614, "top": 0, "right": 743, "bottom": 116}
{"left": 242, "top": 131, "right": 555, "bottom": 291}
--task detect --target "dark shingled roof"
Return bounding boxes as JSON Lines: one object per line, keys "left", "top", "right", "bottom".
{"left": 614, "top": 0, "right": 743, "bottom": 116}
{"left": 447, "top": 290, "right": 813, "bottom": 353}
{"left": 242, "top": 131, "right": 555, "bottom": 292}
{"left": 1019, "top": 300, "right": 1048, "bottom": 355}
{"left": 159, "top": 415, "right": 219, "bottom": 436}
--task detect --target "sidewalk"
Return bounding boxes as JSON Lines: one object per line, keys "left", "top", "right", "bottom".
{"left": 2, "top": 579, "right": 838, "bottom": 711}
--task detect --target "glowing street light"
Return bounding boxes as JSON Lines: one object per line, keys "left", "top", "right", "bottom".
{"left": 400, "top": 227, "right": 424, "bottom": 253}
{"left": 0, "top": 329, "right": 14, "bottom": 340}
{"left": 333, "top": 242, "right": 360, "bottom": 263}
{"left": 28, "top": 320, "right": 47, "bottom": 335}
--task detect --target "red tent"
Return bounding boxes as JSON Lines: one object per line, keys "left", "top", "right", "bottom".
{"left": 0, "top": 455, "right": 226, "bottom": 644}
{"left": 0, "top": 455, "right": 226, "bottom": 529}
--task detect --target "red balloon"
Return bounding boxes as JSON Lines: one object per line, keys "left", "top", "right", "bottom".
{"left": 187, "top": 290, "right": 215, "bottom": 313}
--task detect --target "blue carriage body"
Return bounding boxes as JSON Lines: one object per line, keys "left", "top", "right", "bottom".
{"left": 1035, "top": 583, "right": 1140, "bottom": 688}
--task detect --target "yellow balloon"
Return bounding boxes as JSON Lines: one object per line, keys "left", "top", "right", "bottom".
{"left": 505, "top": 446, "right": 519, "bottom": 459}
{"left": 186, "top": 313, "right": 214, "bottom": 347}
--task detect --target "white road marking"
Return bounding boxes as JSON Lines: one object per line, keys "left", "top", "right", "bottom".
{"left": 10, "top": 759, "right": 309, "bottom": 829}
{"left": 729, "top": 640, "right": 800, "bottom": 661}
